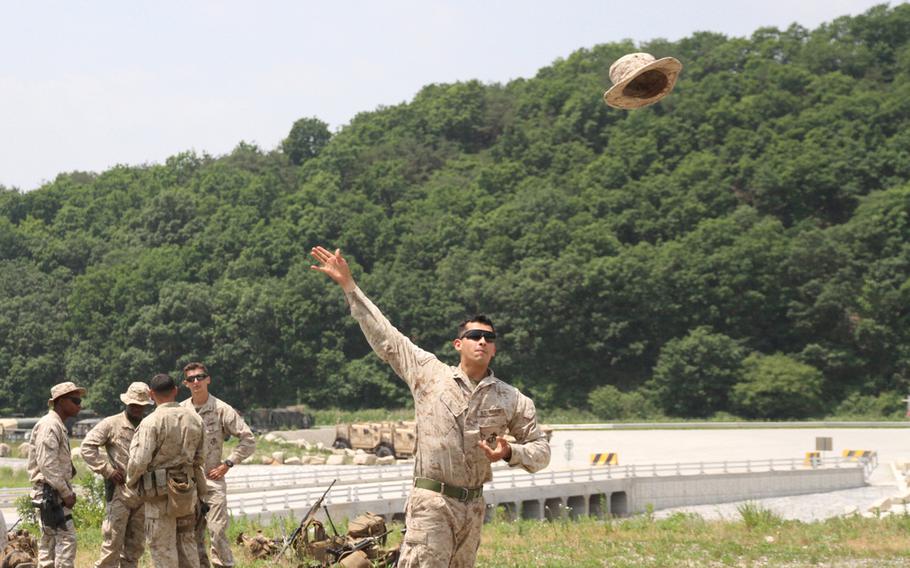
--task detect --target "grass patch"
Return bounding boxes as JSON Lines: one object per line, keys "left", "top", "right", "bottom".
{"left": 29, "top": 509, "right": 910, "bottom": 567}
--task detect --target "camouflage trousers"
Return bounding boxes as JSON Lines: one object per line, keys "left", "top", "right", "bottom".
{"left": 145, "top": 498, "right": 199, "bottom": 568}
{"left": 37, "top": 507, "right": 76, "bottom": 568}
{"left": 398, "top": 488, "right": 486, "bottom": 568}
{"left": 95, "top": 497, "right": 145, "bottom": 568}
{"left": 196, "top": 478, "right": 233, "bottom": 568}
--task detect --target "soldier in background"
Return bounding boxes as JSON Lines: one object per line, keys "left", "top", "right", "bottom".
{"left": 180, "top": 363, "right": 255, "bottom": 568}
{"left": 27, "top": 381, "right": 85, "bottom": 568}
{"left": 81, "top": 382, "right": 154, "bottom": 568}
{"left": 311, "top": 246, "right": 551, "bottom": 568}
{"left": 127, "top": 374, "right": 207, "bottom": 568}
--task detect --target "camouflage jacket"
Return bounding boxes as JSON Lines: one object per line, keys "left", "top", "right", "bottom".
{"left": 80, "top": 412, "right": 139, "bottom": 500}
{"left": 180, "top": 394, "right": 255, "bottom": 472}
{"left": 346, "top": 286, "right": 551, "bottom": 489}
{"left": 126, "top": 402, "right": 207, "bottom": 496}
{"left": 27, "top": 411, "right": 75, "bottom": 499}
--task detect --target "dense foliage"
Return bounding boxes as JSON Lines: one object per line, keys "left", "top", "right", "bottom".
{"left": 1, "top": 5, "right": 908, "bottom": 418}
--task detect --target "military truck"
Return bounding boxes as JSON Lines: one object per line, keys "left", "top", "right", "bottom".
{"left": 246, "top": 406, "right": 314, "bottom": 434}
{"left": 333, "top": 421, "right": 417, "bottom": 459}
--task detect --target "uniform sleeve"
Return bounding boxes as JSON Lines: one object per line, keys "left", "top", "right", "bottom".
{"left": 35, "top": 425, "right": 74, "bottom": 499}
{"left": 125, "top": 422, "right": 155, "bottom": 489}
{"left": 80, "top": 419, "right": 116, "bottom": 478}
{"left": 222, "top": 407, "right": 255, "bottom": 464}
{"left": 505, "top": 395, "right": 551, "bottom": 473}
{"left": 344, "top": 286, "right": 447, "bottom": 391}
{"left": 194, "top": 421, "right": 208, "bottom": 499}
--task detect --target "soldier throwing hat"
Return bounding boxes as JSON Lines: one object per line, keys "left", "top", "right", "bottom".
{"left": 81, "top": 382, "right": 154, "bottom": 568}
{"left": 180, "top": 362, "right": 255, "bottom": 568}
{"left": 28, "top": 381, "right": 86, "bottom": 568}
{"left": 311, "top": 246, "right": 551, "bottom": 568}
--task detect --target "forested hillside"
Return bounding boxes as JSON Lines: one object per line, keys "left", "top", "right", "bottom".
{"left": 1, "top": 4, "right": 908, "bottom": 419}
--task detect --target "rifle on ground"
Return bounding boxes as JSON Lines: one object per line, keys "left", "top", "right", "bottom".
{"left": 272, "top": 478, "right": 337, "bottom": 563}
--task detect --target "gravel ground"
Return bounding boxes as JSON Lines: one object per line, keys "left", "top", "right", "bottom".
{"left": 652, "top": 484, "right": 899, "bottom": 522}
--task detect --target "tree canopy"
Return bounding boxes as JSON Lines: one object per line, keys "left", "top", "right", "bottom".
{"left": 1, "top": 4, "right": 909, "bottom": 418}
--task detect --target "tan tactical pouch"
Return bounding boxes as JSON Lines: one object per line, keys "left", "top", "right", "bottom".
{"left": 166, "top": 471, "right": 196, "bottom": 518}
{"left": 138, "top": 469, "right": 169, "bottom": 502}
{"left": 347, "top": 512, "right": 386, "bottom": 540}
{"left": 339, "top": 550, "right": 372, "bottom": 568}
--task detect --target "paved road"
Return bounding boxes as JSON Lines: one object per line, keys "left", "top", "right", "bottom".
{"left": 548, "top": 427, "right": 909, "bottom": 484}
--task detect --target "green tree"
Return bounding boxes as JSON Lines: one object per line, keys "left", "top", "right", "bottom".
{"left": 282, "top": 117, "right": 331, "bottom": 166}
{"left": 650, "top": 327, "right": 746, "bottom": 417}
{"left": 732, "top": 353, "right": 825, "bottom": 419}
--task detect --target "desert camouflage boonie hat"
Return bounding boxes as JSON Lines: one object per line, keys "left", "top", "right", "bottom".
{"left": 604, "top": 52, "right": 682, "bottom": 109}
{"left": 120, "top": 382, "right": 153, "bottom": 406}
{"left": 48, "top": 381, "right": 86, "bottom": 403}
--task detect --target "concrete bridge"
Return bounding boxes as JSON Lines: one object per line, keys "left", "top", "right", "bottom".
{"left": 227, "top": 456, "right": 869, "bottom": 523}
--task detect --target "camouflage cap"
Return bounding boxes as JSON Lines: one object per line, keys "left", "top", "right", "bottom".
{"left": 49, "top": 381, "right": 86, "bottom": 402}
{"left": 120, "top": 382, "right": 153, "bottom": 406}
{"left": 604, "top": 52, "right": 682, "bottom": 110}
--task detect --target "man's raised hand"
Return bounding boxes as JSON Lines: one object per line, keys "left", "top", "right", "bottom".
{"left": 310, "top": 246, "right": 356, "bottom": 292}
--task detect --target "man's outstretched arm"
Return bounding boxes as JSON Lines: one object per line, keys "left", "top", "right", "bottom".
{"left": 310, "top": 246, "right": 446, "bottom": 391}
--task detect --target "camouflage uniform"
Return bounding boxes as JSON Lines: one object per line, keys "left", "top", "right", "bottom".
{"left": 181, "top": 395, "right": 255, "bottom": 568}
{"left": 81, "top": 412, "right": 146, "bottom": 568}
{"left": 27, "top": 411, "right": 77, "bottom": 568}
{"left": 127, "top": 402, "right": 207, "bottom": 568}
{"left": 345, "top": 287, "right": 551, "bottom": 567}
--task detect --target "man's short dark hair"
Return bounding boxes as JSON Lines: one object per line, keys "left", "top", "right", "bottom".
{"left": 149, "top": 373, "right": 176, "bottom": 393}
{"left": 457, "top": 315, "right": 496, "bottom": 339}
{"left": 182, "top": 362, "right": 208, "bottom": 376}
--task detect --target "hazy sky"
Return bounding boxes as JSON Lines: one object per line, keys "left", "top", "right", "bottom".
{"left": 0, "top": 0, "right": 897, "bottom": 191}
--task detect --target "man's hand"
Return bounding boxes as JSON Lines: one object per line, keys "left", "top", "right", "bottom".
{"left": 477, "top": 436, "right": 512, "bottom": 463}
{"left": 62, "top": 493, "right": 77, "bottom": 509}
{"left": 207, "top": 464, "right": 230, "bottom": 481}
{"left": 310, "top": 246, "right": 356, "bottom": 293}
{"left": 109, "top": 468, "right": 125, "bottom": 485}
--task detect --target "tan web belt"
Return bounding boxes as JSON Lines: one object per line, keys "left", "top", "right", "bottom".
{"left": 413, "top": 477, "right": 483, "bottom": 502}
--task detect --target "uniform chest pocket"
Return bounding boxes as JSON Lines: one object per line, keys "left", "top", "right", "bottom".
{"left": 477, "top": 407, "right": 508, "bottom": 440}
{"left": 437, "top": 393, "right": 467, "bottom": 437}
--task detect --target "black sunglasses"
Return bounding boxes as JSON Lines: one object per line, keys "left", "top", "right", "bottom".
{"left": 460, "top": 329, "right": 496, "bottom": 343}
{"left": 66, "top": 397, "right": 82, "bottom": 406}
{"left": 185, "top": 374, "right": 208, "bottom": 383}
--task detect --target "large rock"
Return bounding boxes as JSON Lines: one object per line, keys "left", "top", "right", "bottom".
{"left": 869, "top": 497, "right": 893, "bottom": 512}
{"left": 260, "top": 456, "right": 275, "bottom": 465}
{"left": 242, "top": 455, "right": 257, "bottom": 465}
{"left": 271, "top": 451, "right": 286, "bottom": 464}
{"left": 353, "top": 453, "right": 377, "bottom": 466}
{"left": 376, "top": 455, "right": 396, "bottom": 466}
{"left": 315, "top": 442, "right": 325, "bottom": 451}
{"left": 284, "top": 456, "right": 302, "bottom": 465}
{"left": 343, "top": 448, "right": 356, "bottom": 457}
{"left": 309, "top": 456, "right": 327, "bottom": 465}
{"left": 326, "top": 454, "right": 347, "bottom": 466}
{"left": 297, "top": 455, "right": 312, "bottom": 465}
{"left": 0, "top": 443, "right": 10, "bottom": 457}
{"left": 17, "top": 443, "right": 31, "bottom": 458}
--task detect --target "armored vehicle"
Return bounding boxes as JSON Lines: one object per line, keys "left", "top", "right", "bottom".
{"left": 246, "top": 406, "right": 314, "bottom": 434}
{"left": 333, "top": 421, "right": 417, "bottom": 459}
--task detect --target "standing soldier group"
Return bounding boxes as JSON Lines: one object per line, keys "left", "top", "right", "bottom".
{"left": 28, "top": 362, "right": 255, "bottom": 568}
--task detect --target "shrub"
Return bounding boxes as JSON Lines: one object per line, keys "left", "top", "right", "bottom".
{"left": 731, "top": 353, "right": 824, "bottom": 419}
{"left": 588, "top": 385, "right": 662, "bottom": 421}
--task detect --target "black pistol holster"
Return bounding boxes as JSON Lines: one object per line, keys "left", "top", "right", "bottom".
{"left": 32, "top": 484, "right": 69, "bottom": 529}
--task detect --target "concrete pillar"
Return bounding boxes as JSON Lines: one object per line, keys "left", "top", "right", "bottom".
{"left": 566, "top": 495, "right": 587, "bottom": 520}
{"left": 544, "top": 497, "right": 564, "bottom": 521}
{"left": 521, "top": 500, "right": 542, "bottom": 520}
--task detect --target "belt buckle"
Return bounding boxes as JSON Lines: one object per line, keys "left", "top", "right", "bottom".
{"left": 457, "top": 487, "right": 470, "bottom": 502}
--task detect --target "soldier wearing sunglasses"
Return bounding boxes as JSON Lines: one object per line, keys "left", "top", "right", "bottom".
{"left": 311, "top": 246, "right": 550, "bottom": 568}
{"left": 28, "top": 381, "right": 86, "bottom": 568}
